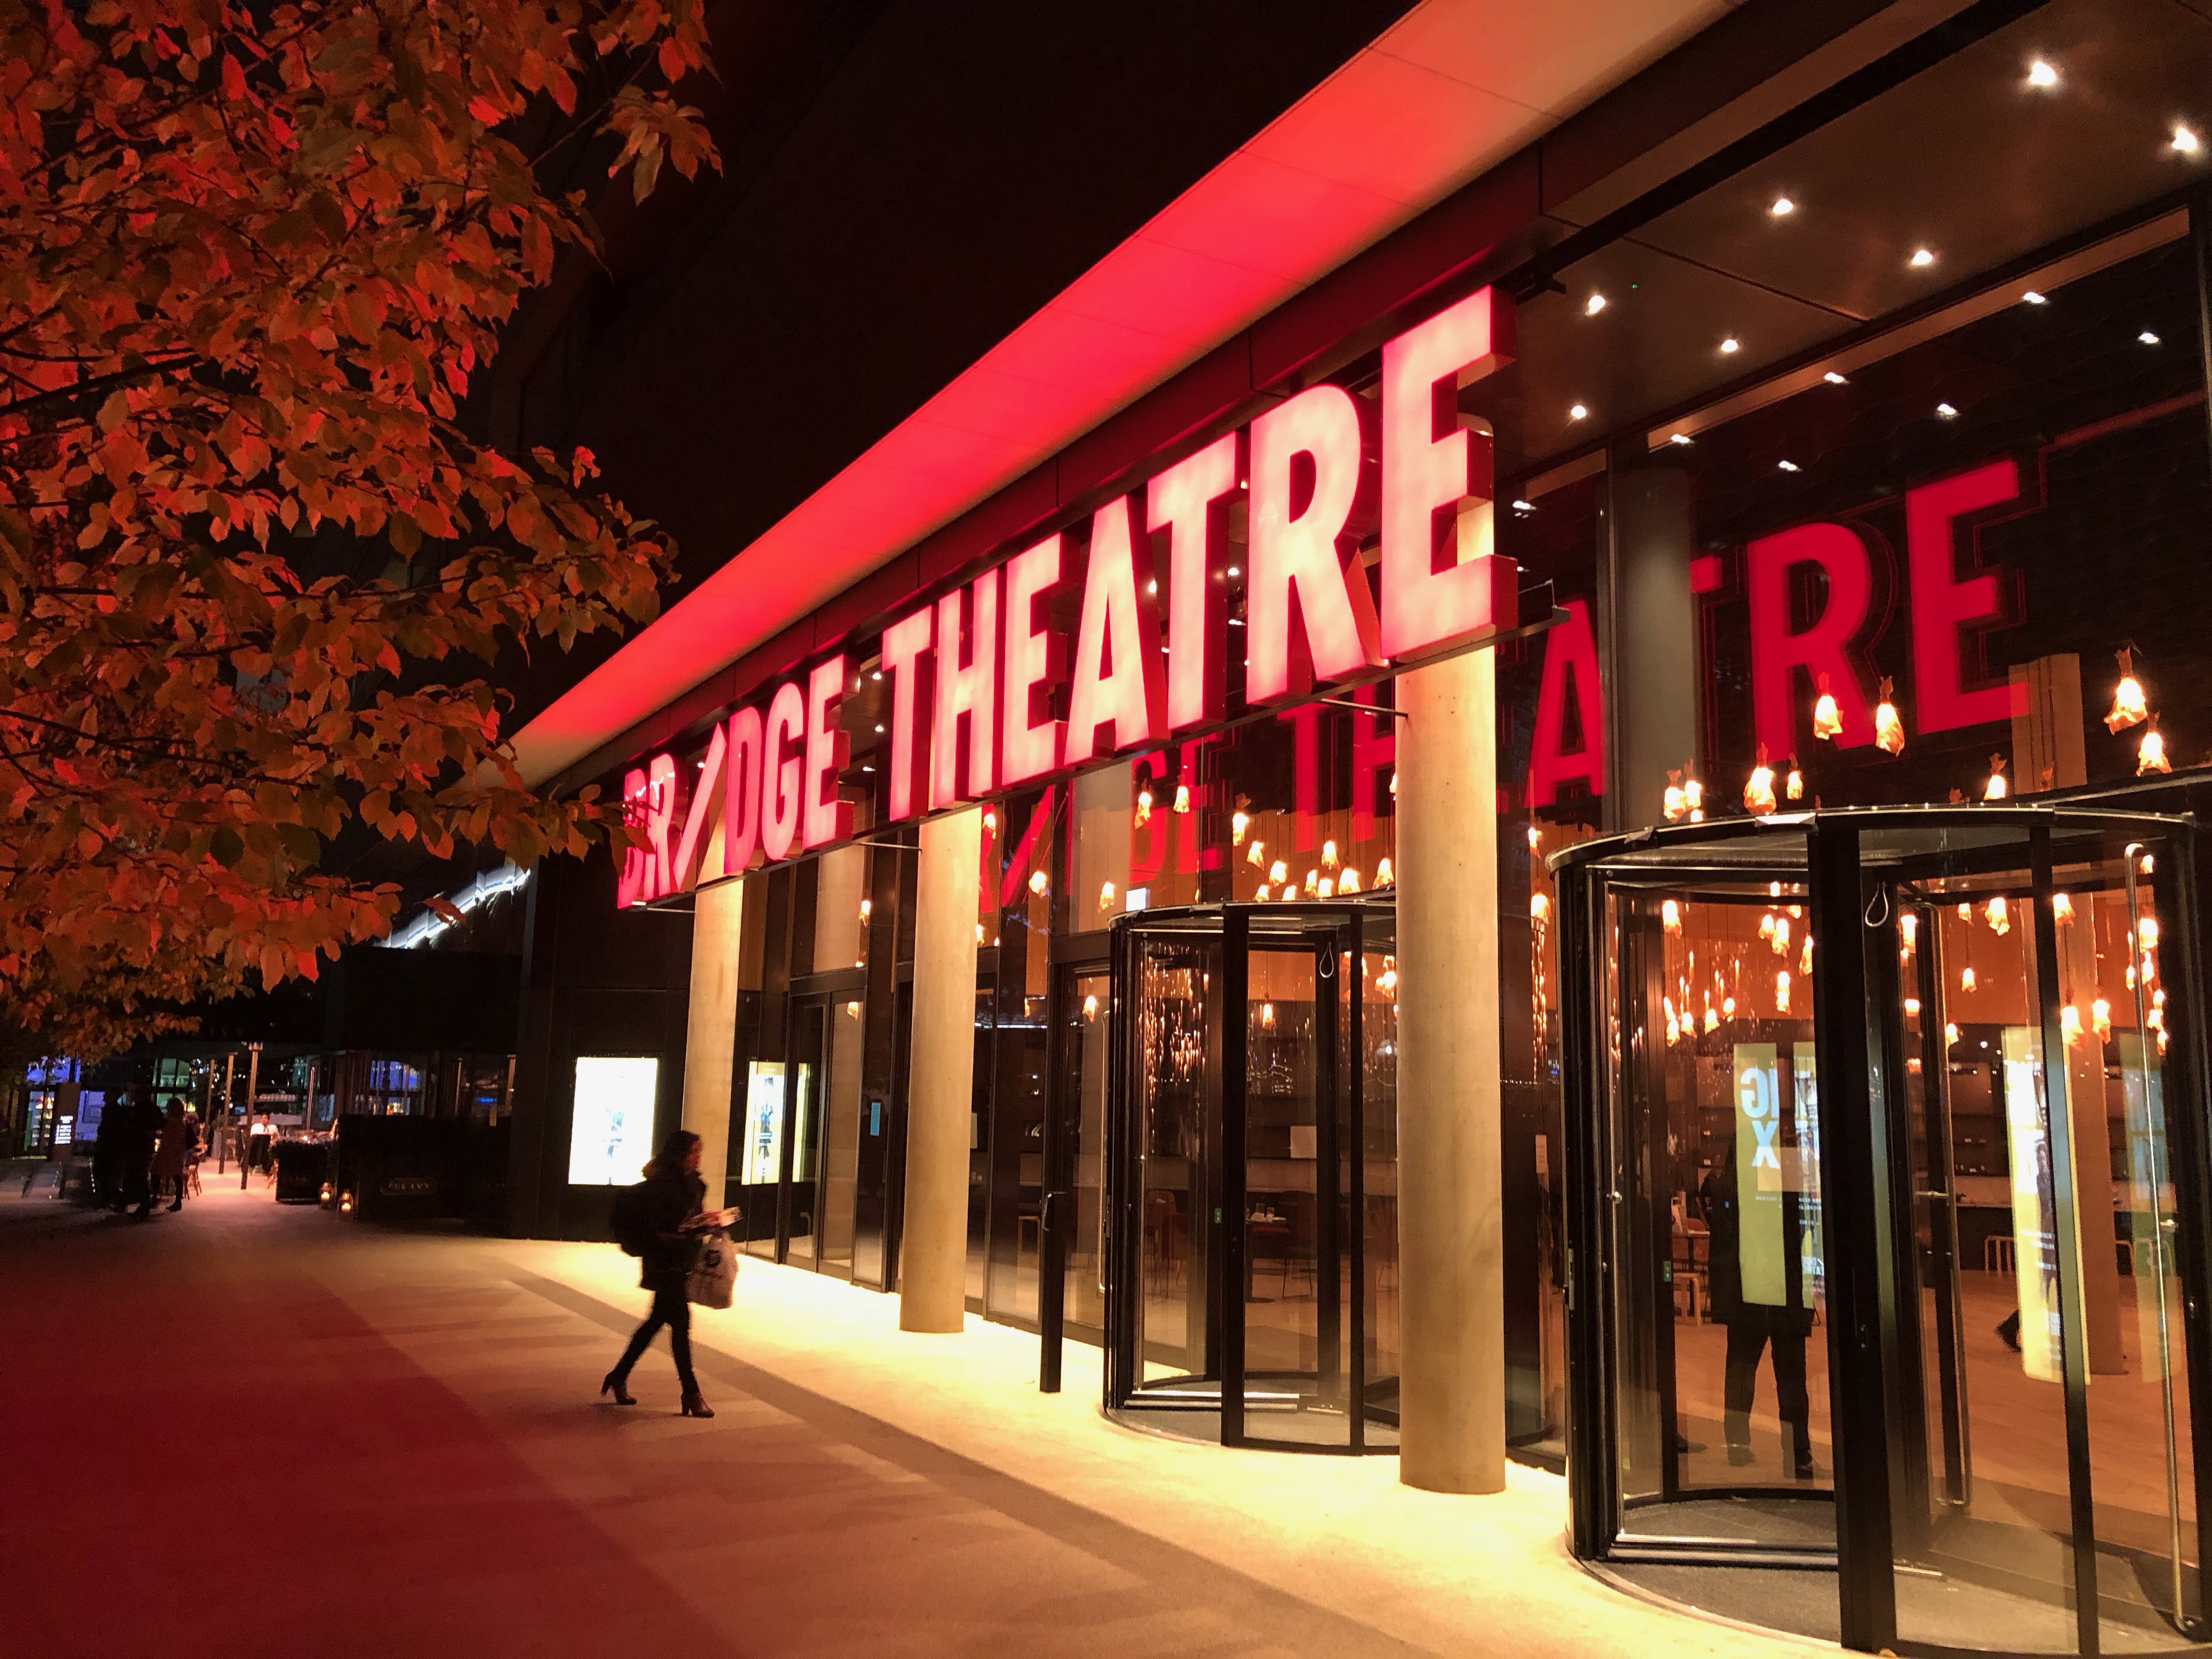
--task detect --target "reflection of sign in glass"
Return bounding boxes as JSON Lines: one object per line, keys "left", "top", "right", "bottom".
{"left": 742, "top": 1063, "right": 786, "bottom": 1184}
{"left": 1792, "top": 1051, "right": 1824, "bottom": 1302}
{"left": 567, "top": 1057, "right": 659, "bottom": 1186}
{"left": 1733, "top": 1043, "right": 1788, "bottom": 1307}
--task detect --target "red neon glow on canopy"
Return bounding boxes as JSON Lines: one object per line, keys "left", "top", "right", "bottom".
{"left": 507, "top": 0, "right": 1722, "bottom": 788}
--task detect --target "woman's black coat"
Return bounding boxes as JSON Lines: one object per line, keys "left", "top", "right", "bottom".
{"left": 636, "top": 1165, "right": 706, "bottom": 1292}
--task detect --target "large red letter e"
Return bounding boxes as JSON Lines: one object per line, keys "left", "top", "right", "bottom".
{"left": 1908, "top": 459, "right": 2024, "bottom": 735}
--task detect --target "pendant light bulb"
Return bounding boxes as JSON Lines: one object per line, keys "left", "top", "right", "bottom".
{"left": 2107, "top": 647, "right": 2148, "bottom": 732}
{"left": 1874, "top": 675, "right": 1905, "bottom": 756}
{"left": 1743, "top": 742, "right": 1777, "bottom": 816}
{"left": 1812, "top": 672, "right": 1843, "bottom": 742}
{"left": 2140, "top": 719, "right": 2172, "bottom": 776}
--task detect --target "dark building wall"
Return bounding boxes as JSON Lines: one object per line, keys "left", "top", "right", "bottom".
{"left": 322, "top": 949, "right": 522, "bottom": 1053}
{"left": 507, "top": 846, "right": 695, "bottom": 1240}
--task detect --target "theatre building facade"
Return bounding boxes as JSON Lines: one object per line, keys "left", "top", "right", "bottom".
{"left": 491, "top": 3, "right": 2212, "bottom": 1651}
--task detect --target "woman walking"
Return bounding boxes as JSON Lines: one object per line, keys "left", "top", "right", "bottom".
{"left": 600, "top": 1130, "right": 729, "bottom": 1417}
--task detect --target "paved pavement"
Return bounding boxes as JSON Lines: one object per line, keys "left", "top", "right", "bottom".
{"left": 0, "top": 1174, "right": 1811, "bottom": 1658}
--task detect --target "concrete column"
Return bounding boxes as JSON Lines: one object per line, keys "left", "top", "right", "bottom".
{"left": 681, "top": 822, "right": 743, "bottom": 1193}
{"left": 1396, "top": 483, "right": 1505, "bottom": 1493}
{"left": 1601, "top": 464, "right": 1697, "bottom": 831}
{"left": 901, "top": 805, "right": 982, "bottom": 1333}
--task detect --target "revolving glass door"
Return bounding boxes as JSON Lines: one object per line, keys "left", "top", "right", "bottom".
{"left": 1098, "top": 900, "right": 1401, "bottom": 1453}
{"left": 1557, "top": 808, "right": 2210, "bottom": 1657}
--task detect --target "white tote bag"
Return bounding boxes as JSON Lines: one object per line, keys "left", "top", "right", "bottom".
{"left": 686, "top": 1226, "right": 737, "bottom": 1309}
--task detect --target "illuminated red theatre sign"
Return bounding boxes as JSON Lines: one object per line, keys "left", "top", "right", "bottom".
{"left": 618, "top": 286, "right": 1519, "bottom": 906}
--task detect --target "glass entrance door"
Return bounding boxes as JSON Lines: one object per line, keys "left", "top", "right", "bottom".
{"left": 1039, "top": 958, "right": 1111, "bottom": 1392}
{"left": 1594, "top": 873, "right": 1837, "bottom": 1561}
{"left": 736, "top": 998, "right": 831, "bottom": 1267}
{"left": 1880, "top": 826, "right": 2203, "bottom": 1655}
{"left": 1099, "top": 899, "right": 1398, "bottom": 1453}
{"left": 1556, "top": 808, "right": 2210, "bottom": 1657}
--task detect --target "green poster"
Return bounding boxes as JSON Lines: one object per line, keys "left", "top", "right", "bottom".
{"left": 1733, "top": 1042, "right": 1787, "bottom": 1307}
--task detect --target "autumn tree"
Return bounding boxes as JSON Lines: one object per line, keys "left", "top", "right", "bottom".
{"left": 0, "top": 0, "right": 718, "bottom": 1054}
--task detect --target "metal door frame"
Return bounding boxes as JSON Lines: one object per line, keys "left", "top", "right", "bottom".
{"left": 1040, "top": 935, "right": 1112, "bottom": 1393}
{"left": 1096, "top": 898, "right": 1392, "bottom": 1455}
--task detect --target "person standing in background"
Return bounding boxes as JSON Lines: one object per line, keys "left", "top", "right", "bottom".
{"left": 152, "top": 1098, "right": 194, "bottom": 1212}
{"left": 118, "top": 1083, "right": 160, "bottom": 1220}
{"left": 1701, "top": 1141, "right": 1816, "bottom": 1479}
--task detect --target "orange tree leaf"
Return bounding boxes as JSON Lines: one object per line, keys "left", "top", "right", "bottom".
{"left": 0, "top": 0, "right": 718, "bottom": 1054}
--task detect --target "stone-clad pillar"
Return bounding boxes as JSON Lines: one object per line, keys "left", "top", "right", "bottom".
{"left": 1396, "top": 488, "right": 1505, "bottom": 1494}
{"left": 681, "top": 822, "right": 742, "bottom": 1195}
{"left": 900, "top": 805, "right": 982, "bottom": 1333}
{"left": 1602, "top": 462, "right": 1697, "bottom": 830}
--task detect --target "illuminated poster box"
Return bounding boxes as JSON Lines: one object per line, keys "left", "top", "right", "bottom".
{"left": 568, "top": 1056, "right": 659, "bottom": 1186}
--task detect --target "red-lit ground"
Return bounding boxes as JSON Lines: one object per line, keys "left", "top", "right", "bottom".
{"left": 0, "top": 1165, "right": 1800, "bottom": 1659}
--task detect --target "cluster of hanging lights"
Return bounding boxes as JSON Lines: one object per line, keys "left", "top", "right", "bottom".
{"left": 2108, "top": 647, "right": 2171, "bottom": 775}
{"left": 1733, "top": 646, "right": 2179, "bottom": 819}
